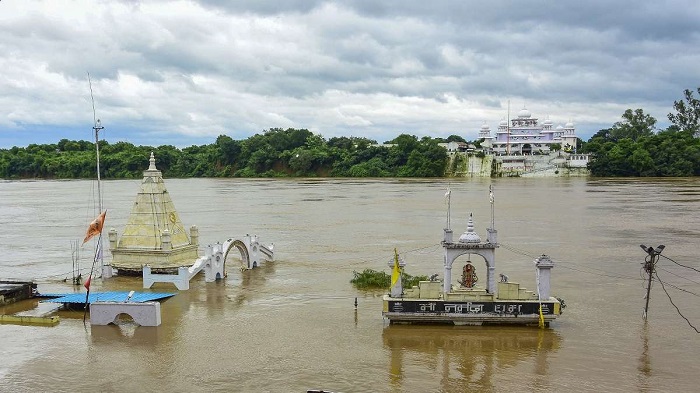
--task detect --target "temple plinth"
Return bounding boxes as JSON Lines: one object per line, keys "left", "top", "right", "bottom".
{"left": 109, "top": 152, "right": 199, "bottom": 275}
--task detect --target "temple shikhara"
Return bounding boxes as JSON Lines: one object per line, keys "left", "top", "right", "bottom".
{"left": 108, "top": 152, "right": 199, "bottom": 275}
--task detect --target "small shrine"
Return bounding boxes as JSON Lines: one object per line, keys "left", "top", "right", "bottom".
{"left": 382, "top": 188, "right": 564, "bottom": 326}
{"left": 108, "top": 152, "right": 199, "bottom": 275}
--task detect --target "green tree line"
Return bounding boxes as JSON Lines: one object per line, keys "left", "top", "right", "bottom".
{"left": 0, "top": 130, "right": 449, "bottom": 179}
{"left": 2, "top": 87, "right": 699, "bottom": 179}
{"left": 582, "top": 87, "right": 700, "bottom": 176}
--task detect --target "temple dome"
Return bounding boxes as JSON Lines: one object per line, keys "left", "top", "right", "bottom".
{"left": 499, "top": 119, "right": 508, "bottom": 127}
{"left": 565, "top": 121, "right": 575, "bottom": 128}
{"left": 481, "top": 122, "right": 490, "bottom": 131}
{"left": 458, "top": 213, "right": 481, "bottom": 243}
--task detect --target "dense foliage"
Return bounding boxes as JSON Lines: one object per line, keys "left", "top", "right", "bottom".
{"left": 3, "top": 87, "right": 700, "bottom": 179}
{"left": 350, "top": 268, "right": 429, "bottom": 290}
{"left": 0, "top": 129, "right": 448, "bottom": 179}
{"left": 583, "top": 127, "right": 700, "bottom": 176}
{"left": 582, "top": 88, "right": 700, "bottom": 176}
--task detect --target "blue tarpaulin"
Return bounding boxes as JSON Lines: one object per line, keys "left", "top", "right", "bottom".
{"left": 40, "top": 291, "right": 175, "bottom": 305}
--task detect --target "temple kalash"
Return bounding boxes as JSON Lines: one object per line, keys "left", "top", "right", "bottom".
{"left": 382, "top": 188, "right": 564, "bottom": 326}
{"left": 107, "top": 152, "right": 200, "bottom": 275}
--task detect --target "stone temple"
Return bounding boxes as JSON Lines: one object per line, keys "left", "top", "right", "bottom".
{"left": 108, "top": 152, "right": 199, "bottom": 275}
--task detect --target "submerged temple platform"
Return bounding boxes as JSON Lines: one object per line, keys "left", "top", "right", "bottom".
{"left": 383, "top": 198, "right": 563, "bottom": 326}
{"left": 109, "top": 152, "right": 199, "bottom": 275}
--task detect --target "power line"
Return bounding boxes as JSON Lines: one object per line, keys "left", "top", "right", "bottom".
{"left": 657, "top": 266, "right": 700, "bottom": 286}
{"left": 654, "top": 270, "right": 700, "bottom": 333}
{"left": 500, "top": 243, "right": 641, "bottom": 281}
{"left": 660, "top": 254, "right": 700, "bottom": 274}
{"left": 655, "top": 272, "right": 700, "bottom": 298}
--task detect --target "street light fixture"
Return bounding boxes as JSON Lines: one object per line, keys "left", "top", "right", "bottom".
{"left": 640, "top": 244, "right": 665, "bottom": 320}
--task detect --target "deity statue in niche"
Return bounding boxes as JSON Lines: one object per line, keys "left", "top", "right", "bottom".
{"left": 460, "top": 262, "right": 478, "bottom": 288}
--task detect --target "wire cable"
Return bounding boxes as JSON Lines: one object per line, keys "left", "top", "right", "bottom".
{"left": 657, "top": 266, "right": 700, "bottom": 286}
{"left": 500, "top": 242, "right": 642, "bottom": 281}
{"left": 657, "top": 278, "right": 700, "bottom": 298}
{"left": 654, "top": 270, "right": 700, "bottom": 333}
{"left": 660, "top": 254, "right": 700, "bottom": 274}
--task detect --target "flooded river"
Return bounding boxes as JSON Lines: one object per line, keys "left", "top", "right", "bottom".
{"left": 1, "top": 177, "right": 700, "bottom": 392}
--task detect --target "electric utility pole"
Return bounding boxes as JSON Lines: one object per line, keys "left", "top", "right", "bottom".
{"left": 640, "top": 244, "right": 665, "bottom": 320}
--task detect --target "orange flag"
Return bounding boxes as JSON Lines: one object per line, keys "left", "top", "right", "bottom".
{"left": 83, "top": 210, "right": 107, "bottom": 244}
{"left": 83, "top": 275, "right": 92, "bottom": 291}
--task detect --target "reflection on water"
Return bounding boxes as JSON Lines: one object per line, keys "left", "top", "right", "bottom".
{"left": 383, "top": 325, "right": 561, "bottom": 392}
{"left": 226, "top": 259, "right": 276, "bottom": 308}
{"left": 91, "top": 323, "right": 160, "bottom": 344}
{"left": 637, "top": 322, "right": 651, "bottom": 392}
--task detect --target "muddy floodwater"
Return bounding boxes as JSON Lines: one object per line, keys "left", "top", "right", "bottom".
{"left": 1, "top": 177, "right": 700, "bottom": 392}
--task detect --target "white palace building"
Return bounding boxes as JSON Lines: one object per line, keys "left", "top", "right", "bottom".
{"left": 478, "top": 108, "right": 579, "bottom": 155}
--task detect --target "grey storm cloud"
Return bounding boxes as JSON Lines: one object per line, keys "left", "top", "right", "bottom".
{"left": 1, "top": 0, "right": 699, "bottom": 147}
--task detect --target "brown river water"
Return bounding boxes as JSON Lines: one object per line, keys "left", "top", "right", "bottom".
{"left": 1, "top": 177, "right": 700, "bottom": 392}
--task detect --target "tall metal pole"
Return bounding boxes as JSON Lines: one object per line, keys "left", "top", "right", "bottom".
{"left": 88, "top": 73, "right": 105, "bottom": 277}
{"left": 93, "top": 119, "right": 104, "bottom": 275}
{"left": 506, "top": 100, "right": 511, "bottom": 156}
{"left": 640, "top": 244, "right": 665, "bottom": 320}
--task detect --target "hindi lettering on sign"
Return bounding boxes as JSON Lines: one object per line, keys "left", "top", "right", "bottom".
{"left": 494, "top": 303, "right": 523, "bottom": 314}
{"left": 445, "top": 303, "right": 485, "bottom": 314}
{"left": 418, "top": 302, "right": 436, "bottom": 312}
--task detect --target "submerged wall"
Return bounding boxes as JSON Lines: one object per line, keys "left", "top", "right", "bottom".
{"left": 446, "top": 152, "right": 590, "bottom": 178}
{"left": 445, "top": 153, "right": 493, "bottom": 178}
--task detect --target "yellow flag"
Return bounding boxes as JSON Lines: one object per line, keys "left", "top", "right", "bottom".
{"left": 391, "top": 248, "right": 400, "bottom": 287}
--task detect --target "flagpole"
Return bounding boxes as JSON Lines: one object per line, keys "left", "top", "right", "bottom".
{"left": 506, "top": 100, "right": 511, "bottom": 156}
{"left": 93, "top": 119, "right": 104, "bottom": 277}
{"left": 89, "top": 73, "right": 105, "bottom": 278}
{"left": 81, "top": 210, "right": 106, "bottom": 325}
{"left": 82, "top": 279, "right": 90, "bottom": 325}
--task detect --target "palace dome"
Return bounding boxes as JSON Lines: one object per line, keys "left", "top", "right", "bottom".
{"left": 518, "top": 108, "right": 531, "bottom": 118}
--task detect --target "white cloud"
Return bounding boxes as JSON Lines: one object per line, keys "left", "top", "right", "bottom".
{"left": 1, "top": 0, "right": 698, "bottom": 147}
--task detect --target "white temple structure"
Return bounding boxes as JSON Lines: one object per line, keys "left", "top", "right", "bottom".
{"left": 479, "top": 108, "right": 579, "bottom": 155}
{"left": 108, "top": 152, "right": 199, "bottom": 275}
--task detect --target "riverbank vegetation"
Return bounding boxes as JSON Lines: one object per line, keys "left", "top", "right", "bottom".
{"left": 0, "top": 131, "right": 449, "bottom": 179}
{"left": 581, "top": 88, "right": 700, "bottom": 176}
{"left": 350, "top": 268, "right": 429, "bottom": 290}
{"left": 2, "top": 88, "right": 699, "bottom": 178}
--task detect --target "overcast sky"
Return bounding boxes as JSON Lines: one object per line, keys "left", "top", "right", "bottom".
{"left": 1, "top": 0, "right": 699, "bottom": 148}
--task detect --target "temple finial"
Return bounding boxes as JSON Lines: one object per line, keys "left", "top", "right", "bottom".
{"left": 148, "top": 152, "right": 157, "bottom": 171}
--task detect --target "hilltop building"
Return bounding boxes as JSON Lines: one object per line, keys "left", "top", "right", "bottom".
{"left": 478, "top": 108, "right": 579, "bottom": 155}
